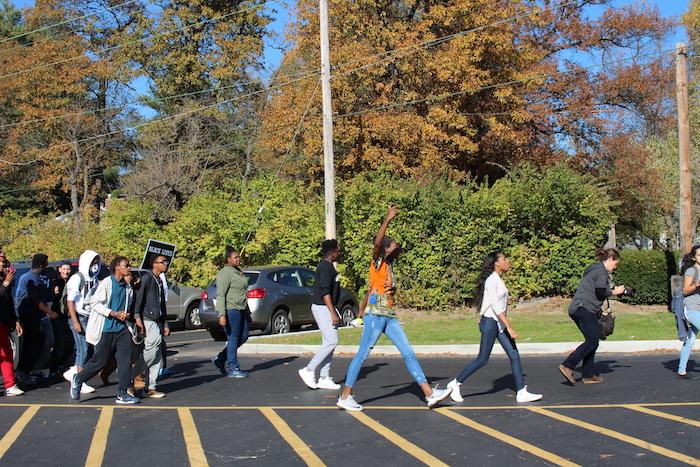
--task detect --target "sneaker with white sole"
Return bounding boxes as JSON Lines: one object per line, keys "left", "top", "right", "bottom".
{"left": 336, "top": 394, "right": 363, "bottom": 411}
{"left": 116, "top": 390, "right": 140, "bottom": 405}
{"left": 316, "top": 376, "right": 341, "bottom": 390}
{"left": 516, "top": 386, "right": 543, "bottom": 403}
{"left": 81, "top": 382, "right": 96, "bottom": 394}
{"left": 298, "top": 367, "right": 317, "bottom": 389}
{"left": 5, "top": 385, "right": 24, "bottom": 396}
{"left": 63, "top": 366, "right": 77, "bottom": 382}
{"left": 446, "top": 379, "right": 463, "bottom": 402}
{"left": 426, "top": 386, "right": 452, "bottom": 408}
{"left": 70, "top": 373, "right": 82, "bottom": 401}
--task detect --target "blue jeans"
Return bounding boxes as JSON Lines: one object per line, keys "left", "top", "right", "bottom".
{"left": 217, "top": 309, "right": 249, "bottom": 372}
{"left": 679, "top": 310, "right": 700, "bottom": 374}
{"left": 71, "top": 315, "right": 91, "bottom": 368}
{"left": 456, "top": 317, "right": 525, "bottom": 391}
{"left": 344, "top": 313, "right": 427, "bottom": 388}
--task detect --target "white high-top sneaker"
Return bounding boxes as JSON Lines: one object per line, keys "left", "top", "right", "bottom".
{"left": 447, "top": 379, "right": 463, "bottom": 402}
{"left": 516, "top": 386, "right": 543, "bottom": 403}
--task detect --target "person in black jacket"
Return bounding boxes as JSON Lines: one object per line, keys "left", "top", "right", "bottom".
{"left": 0, "top": 259, "right": 24, "bottom": 395}
{"left": 559, "top": 248, "right": 626, "bottom": 385}
{"left": 133, "top": 255, "right": 170, "bottom": 398}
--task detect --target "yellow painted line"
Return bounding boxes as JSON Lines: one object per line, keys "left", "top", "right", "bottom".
{"left": 178, "top": 408, "right": 209, "bottom": 467}
{"left": 0, "top": 402, "right": 698, "bottom": 411}
{"left": 350, "top": 411, "right": 449, "bottom": 467}
{"left": 530, "top": 408, "right": 700, "bottom": 466}
{"left": 436, "top": 408, "right": 578, "bottom": 467}
{"left": 84, "top": 406, "right": 113, "bottom": 467}
{"left": 625, "top": 405, "right": 700, "bottom": 428}
{"left": 0, "top": 405, "right": 39, "bottom": 460}
{"left": 259, "top": 408, "right": 325, "bottom": 466}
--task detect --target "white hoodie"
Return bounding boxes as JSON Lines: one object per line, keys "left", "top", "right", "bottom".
{"left": 65, "top": 250, "right": 101, "bottom": 317}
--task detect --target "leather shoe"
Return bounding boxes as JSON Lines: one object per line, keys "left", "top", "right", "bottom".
{"left": 582, "top": 375, "right": 604, "bottom": 384}
{"left": 558, "top": 364, "right": 576, "bottom": 385}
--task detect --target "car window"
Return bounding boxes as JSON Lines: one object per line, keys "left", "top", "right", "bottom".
{"left": 276, "top": 269, "right": 303, "bottom": 288}
{"left": 299, "top": 269, "right": 315, "bottom": 288}
{"left": 243, "top": 272, "right": 259, "bottom": 286}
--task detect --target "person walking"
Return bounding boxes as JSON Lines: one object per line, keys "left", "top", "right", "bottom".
{"left": 445, "top": 252, "right": 542, "bottom": 403}
{"left": 677, "top": 245, "right": 700, "bottom": 379}
{"left": 558, "top": 248, "right": 626, "bottom": 385}
{"left": 63, "top": 250, "right": 102, "bottom": 393}
{"left": 212, "top": 248, "right": 250, "bottom": 378}
{"left": 336, "top": 206, "right": 451, "bottom": 411}
{"left": 132, "top": 255, "right": 169, "bottom": 398}
{"left": 298, "top": 239, "right": 342, "bottom": 390}
{"left": 0, "top": 260, "right": 23, "bottom": 396}
{"left": 70, "top": 256, "right": 140, "bottom": 404}
{"left": 50, "top": 261, "right": 74, "bottom": 376}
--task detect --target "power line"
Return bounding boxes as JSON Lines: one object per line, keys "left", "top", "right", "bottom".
{"left": 0, "top": 1, "right": 270, "bottom": 80}
{"left": 0, "top": 0, "right": 146, "bottom": 45}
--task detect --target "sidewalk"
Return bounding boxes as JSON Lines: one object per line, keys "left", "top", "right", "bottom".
{"left": 239, "top": 340, "right": 700, "bottom": 356}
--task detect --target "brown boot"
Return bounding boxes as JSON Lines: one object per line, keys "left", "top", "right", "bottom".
{"left": 134, "top": 374, "right": 146, "bottom": 391}
{"left": 558, "top": 364, "right": 576, "bottom": 385}
{"left": 582, "top": 375, "right": 604, "bottom": 384}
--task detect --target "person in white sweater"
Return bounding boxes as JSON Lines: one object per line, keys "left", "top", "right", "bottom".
{"left": 446, "top": 252, "right": 542, "bottom": 403}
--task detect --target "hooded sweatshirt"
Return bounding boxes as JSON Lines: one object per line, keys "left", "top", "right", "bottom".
{"left": 568, "top": 262, "right": 612, "bottom": 315}
{"left": 66, "top": 250, "right": 101, "bottom": 317}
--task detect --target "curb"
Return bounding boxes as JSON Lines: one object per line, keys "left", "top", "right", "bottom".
{"left": 238, "top": 340, "right": 700, "bottom": 356}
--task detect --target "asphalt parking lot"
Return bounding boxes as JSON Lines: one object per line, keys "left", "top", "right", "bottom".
{"left": 0, "top": 332, "right": 698, "bottom": 466}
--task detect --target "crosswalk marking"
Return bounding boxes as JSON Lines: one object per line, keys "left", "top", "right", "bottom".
{"left": 0, "top": 405, "right": 39, "bottom": 460}
{"left": 85, "top": 407, "right": 113, "bottom": 467}
{"left": 350, "top": 411, "right": 449, "bottom": 467}
{"left": 625, "top": 405, "right": 700, "bottom": 428}
{"left": 259, "top": 408, "right": 325, "bottom": 467}
{"left": 178, "top": 408, "right": 209, "bottom": 467}
{"left": 529, "top": 407, "right": 700, "bottom": 466}
{"left": 436, "top": 408, "right": 579, "bottom": 467}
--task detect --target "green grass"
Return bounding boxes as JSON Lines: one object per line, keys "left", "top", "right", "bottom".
{"left": 253, "top": 312, "right": 678, "bottom": 345}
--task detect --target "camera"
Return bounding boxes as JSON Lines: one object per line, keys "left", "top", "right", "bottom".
{"left": 621, "top": 286, "right": 636, "bottom": 297}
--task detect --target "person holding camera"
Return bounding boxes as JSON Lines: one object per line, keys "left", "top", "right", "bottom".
{"left": 677, "top": 245, "right": 700, "bottom": 379}
{"left": 559, "top": 248, "right": 626, "bottom": 385}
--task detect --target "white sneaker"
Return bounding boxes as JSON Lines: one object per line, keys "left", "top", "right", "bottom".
{"left": 5, "top": 385, "right": 24, "bottom": 396}
{"left": 63, "top": 366, "right": 77, "bottom": 382}
{"left": 516, "top": 386, "right": 543, "bottom": 403}
{"left": 298, "top": 367, "right": 317, "bottom": 389}
{"left": 336, "top": 394, "right": 363, "bottom": 411}
{"left": 426, "top": 386, "right": 452, "bottom": 408}
{"left": 447, "top": 379, "right": 463, "bottom": 402}
{"left": 81, "top": 382, "right": 96, "bottom": 394}
{"left": 316, "top": 376, "right": 341, "bottom": 390}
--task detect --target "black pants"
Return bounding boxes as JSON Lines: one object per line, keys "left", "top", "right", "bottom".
{"left": 50, "top": 315, "right": 74, "bottom": 372}
{"left": 17, "top": 315, "right": 44, "bottom": 374}
{"left": 562, "top": 307, "right": 600, "bottom": 378}
{"left": 78, "top": 328, "right": 133, "bottom": 391}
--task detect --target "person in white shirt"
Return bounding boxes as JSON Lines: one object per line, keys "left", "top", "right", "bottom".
{"left": 446, "top": 252, "right": 542, "bottom": 403}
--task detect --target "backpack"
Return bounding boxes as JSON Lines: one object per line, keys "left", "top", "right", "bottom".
{"left": 60, "top": 272, "right": 90, "bottom": 316}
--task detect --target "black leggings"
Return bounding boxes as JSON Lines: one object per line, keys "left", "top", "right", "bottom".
{"left": 562, "top": 307, "right": 600, "bottom": 378}
{"left": 78, "top": 328, "right": 133, "bottom": 391}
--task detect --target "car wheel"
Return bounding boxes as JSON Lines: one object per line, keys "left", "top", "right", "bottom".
{"left": 270, "top": 310, "right": 291, "bottom": 334}
{"left": 341, "top": 304, "right": 356, "bottom": 327}
{"left": 184, "top": 301, "right": 204, "bottom": 330}
{"left": 209, "top": 328, "right": 227, "bottom": 342}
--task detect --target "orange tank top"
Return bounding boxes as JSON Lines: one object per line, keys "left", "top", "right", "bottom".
{"left": 367, "top": 259, "right": 396, "bottom": 315}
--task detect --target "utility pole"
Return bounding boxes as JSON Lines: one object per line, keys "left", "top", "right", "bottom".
{"left": 677, "top": 43, "right": 693, "bottom": 254}
{"left": 319, "top": 0, "right": 336, "bottom": 240}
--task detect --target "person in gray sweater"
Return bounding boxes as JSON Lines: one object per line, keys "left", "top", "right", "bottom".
{"left": 559, "top": 248, "right": 626, "bottom": 385}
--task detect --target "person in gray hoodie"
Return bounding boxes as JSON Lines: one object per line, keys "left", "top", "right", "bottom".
{"left": 62, "top": 250, "right": 102, "bottom": 393}
{"left": 559, "top": 248, "right": 626, "bottom": 385}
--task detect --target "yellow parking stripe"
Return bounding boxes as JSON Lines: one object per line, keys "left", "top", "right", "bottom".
{"left": 84, "top": 406, "right": 113, "bottom": 467}
{"left": 0, "top": 405, "right": 39, "bottom": 460}
{"left": 177, "top": 408, "right": 209, "bottom": 467}
{"left": 625, "top": 405, "right": 700, "bottom": 429}
{"left": 529, "top": 408, "right": 700, "bottom": 466}
{"left": 259, "top": 408, "right": 325, "bottom": 467}
{"left": 350, "top": 411, "right": 449, "bottom": 467}
{"left": 436, "top": 408, "right": 578, "bottom": 467}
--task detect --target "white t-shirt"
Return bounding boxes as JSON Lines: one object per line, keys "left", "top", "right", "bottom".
{"left": 480, "top": 272, "right": 509, "bottom": 332}
{"left": 66, "top": 273, "right": 98, "bottom": 317}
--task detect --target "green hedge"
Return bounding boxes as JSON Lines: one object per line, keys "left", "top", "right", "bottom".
{"left": 614, "top": 249, "right": 677, "bottom": 305}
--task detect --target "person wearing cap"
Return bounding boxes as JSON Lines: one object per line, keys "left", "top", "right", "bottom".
{"left": 336, "top": 206, "right": 451, "bottom": 411}
{"left": 298, "top": 239, "right": 342, "bottom": 390}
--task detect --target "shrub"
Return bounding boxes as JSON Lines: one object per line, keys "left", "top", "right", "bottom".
{"left": 614, "top": 249, "right": 675, "bottom": 305}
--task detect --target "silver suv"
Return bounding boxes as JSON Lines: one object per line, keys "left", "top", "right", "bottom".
{"left": 199, "top": 265, "right": 359, "bottom": 340}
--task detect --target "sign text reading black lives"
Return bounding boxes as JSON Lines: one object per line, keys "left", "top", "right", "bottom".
{"left": 140, "top": 239, "right": 177, "bottom": 270}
